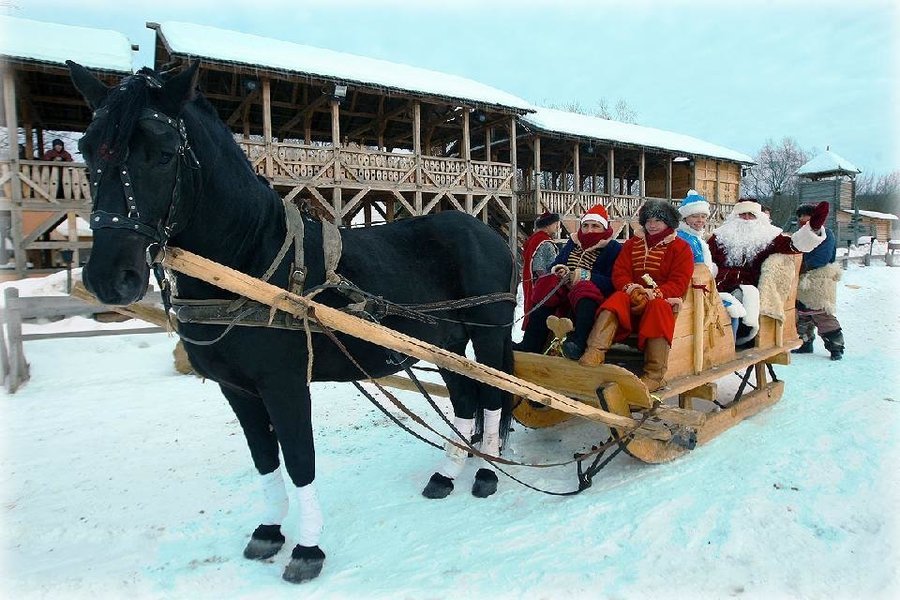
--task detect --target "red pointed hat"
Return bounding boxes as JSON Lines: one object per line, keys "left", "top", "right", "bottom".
{"left": 581, "top": 204, "right": 609, "bottom": 229}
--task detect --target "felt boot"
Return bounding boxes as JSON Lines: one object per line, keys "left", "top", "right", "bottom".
{"left": 639, "top": 337, "right": 670, "bottom": 392}
{"left": 561, "top": 299, "right": 598, "bottom": 360}
{"left": 578, "top": 310, "right": 618, "bottom": 367}
{"left": 515, "top": 305, "right": 554, "bottom": 353}
{"left": 791, "top": 339, "right": 814, "bottom": 354}
{"left": 822, "top": 329, "right": 844, "bottom": 361}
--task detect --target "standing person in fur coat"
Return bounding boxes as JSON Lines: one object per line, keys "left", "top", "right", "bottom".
{"left": 707, "top": 198, "right": 830, "bottom": 345}
{"left": 579, "top": 200, "right": 694, "bottom": 392}
{"left": 791, "top": 204, "right": 844, "bottom": 360}
{"left": 516, "top": 204, "right": 621, "bottom": 359}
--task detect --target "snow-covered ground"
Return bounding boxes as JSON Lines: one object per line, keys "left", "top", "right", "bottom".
{"left": 1, "top": 263, "right": 898, "bottom": 599}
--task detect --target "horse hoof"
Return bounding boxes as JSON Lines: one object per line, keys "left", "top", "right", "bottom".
{"left": 243, "top": 524, "right": 285, "bottom": 560}
{"left": 422, "top": 472, "right": 454, "bottom": 499}
{"left": 282, "top": 544, "right": 326, "bottom": 584}
{"left": 471, "top": 468, "right": 498, "bottom": 498}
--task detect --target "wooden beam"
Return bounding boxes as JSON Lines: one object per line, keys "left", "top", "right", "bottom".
{"left": 261, "top": 78, "right": 273, "bottom": 178}
{"left": 3, "top": 69, "right": 26, "bottom": 273}
{"left": 161, "top": 247, "right": 662, "bottom": 434}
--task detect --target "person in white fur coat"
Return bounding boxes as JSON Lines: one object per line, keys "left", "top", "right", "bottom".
{"left": 708, "top": 199, "right": 829, "bottom": 345}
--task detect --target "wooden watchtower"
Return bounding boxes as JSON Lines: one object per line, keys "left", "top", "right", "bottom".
{"left": 795, "top": 148, "right": 862, "bottom": 243}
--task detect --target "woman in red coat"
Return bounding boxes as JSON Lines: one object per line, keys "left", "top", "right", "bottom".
{"left": 579, "top": 199, "right": 694, "bottom": 392}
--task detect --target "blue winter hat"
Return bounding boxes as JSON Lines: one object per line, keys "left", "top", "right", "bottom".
{"left": 678, "top": 189, "right": 710, "bottom": 218}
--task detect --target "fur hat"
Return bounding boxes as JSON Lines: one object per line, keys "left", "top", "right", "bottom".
{"left": 732, "top": 198, "right": 764, "bottom": 219}
{"left": 638, "top": 199, "right": 679, "bottom": 229}
{"left": 534, "top": 211, "right": 560, "bottom": 229}
{"left": 52, "top": 138, "right": 64, "bottom": 147}
{"left": 678, "top": 189, "right": 710, "bottom": 218}
{"left": 581, "top": 204, "right": 609, "bottom": 229}
{"left": 796, "top": 204, "right": 816, "bottom": 218}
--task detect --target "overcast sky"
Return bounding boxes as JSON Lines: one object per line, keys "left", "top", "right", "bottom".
{"left": 7, "top": 0, "right": 899, "bottom": 176}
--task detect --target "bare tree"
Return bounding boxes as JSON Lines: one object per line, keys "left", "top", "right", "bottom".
{"left": 742, "top": 137, "right": 811, "bottom": 199}
{"left": 538, "top": 97, "right": 639, "bottom": 124}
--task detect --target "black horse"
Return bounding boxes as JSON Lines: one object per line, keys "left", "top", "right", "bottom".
{"left": 68, "top": 61, "right": 515, "bottom": 583}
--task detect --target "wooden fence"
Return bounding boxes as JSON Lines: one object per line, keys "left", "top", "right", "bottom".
{"left": 1, "top": 287, "right": 165, "bottom": 394}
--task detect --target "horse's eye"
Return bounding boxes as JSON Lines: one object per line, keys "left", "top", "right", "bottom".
{"left": 159, "top": 151, "right": 174, "bottom": 165}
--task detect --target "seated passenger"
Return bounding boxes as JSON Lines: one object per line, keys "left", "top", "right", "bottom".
{"left": 579, "top": 199, "right": 694, "bottom": 392}
{"left": 707, "top": 199, "right": 828, "bottom": 345}
{"left": 521, "top": 212, "right": 561, "bottom": 331}
{"left": 676, "top": 189, "right": 744, "bottom": 336}
{"left": 516, "top": 204, "right": 621, "bottom": 359}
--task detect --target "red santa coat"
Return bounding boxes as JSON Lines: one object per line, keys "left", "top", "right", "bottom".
{"left": 707, "top": 233, "right": 796, "bottom": 293}
{"left": 521, "top": 230, "right": 553, "bottom": 330}
{"left": 600, "top": 231, "right": 694, "bottom": 348}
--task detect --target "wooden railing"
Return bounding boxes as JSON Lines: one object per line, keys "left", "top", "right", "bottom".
{"left": 235, "top": 139, "right": 514, "bottom": 195}
{"left": 0, "top": 160, "right": 92, "bottom": 205}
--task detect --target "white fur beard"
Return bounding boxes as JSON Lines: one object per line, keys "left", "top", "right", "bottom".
{"left": 714, "top": 218, "right": 782, "bottom": 266}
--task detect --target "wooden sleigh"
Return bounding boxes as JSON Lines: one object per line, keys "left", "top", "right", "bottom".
{"left": 511, "top": 254, "right": 803, "bottom": 463}
{"left": 74, "top": 249, "right": 803, "bottom": 469}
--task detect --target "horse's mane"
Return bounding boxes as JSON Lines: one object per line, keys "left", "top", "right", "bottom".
{"left": 92, "top": 69, "right": 152, "bottom": 164}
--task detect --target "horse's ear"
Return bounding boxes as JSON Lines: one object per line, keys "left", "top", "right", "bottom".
{"left": 67, "top": 60, "right": 109, "bottom": 110}
{"left": 161, "top": 60, "right": 200, "bottom": 114}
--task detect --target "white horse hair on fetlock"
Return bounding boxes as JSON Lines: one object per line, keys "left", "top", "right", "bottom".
{"left": 293, "top": 482, "right": 323, "bottom": 548}
{"left": 259, "top": 466, "right": 289, "bottom": 525}
{"left": 480, "top": 408, "right": 502, "bottom": 467}
{"left": 437, "top": 417, "right": 474, "bottom": 479}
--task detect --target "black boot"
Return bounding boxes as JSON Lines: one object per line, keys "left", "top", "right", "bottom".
{"left": 562, "top": 299, "right": 598, "bottom": 360}
{"left": 515, "top": 305, "right": 555, "bottom": 353}
{"left": 822, "top": 329, "right": 844, "bottom": 361}
{"left": 791, "top": 339, "right": 814, "bottom": 354}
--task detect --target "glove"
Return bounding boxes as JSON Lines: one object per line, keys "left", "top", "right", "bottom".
{"left": 810, "top": 201, "right": 829, "bottom": 230}
{"left": 629, "top": 287, "right": 650, "bottom": 315}
{"left": 552, "top": 264, "right": 570, "bottom": 279}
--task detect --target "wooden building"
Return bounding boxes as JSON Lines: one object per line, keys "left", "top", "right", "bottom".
{"left": 149, "top": 21, "right": 532, "bottom": 251}
{"left": 796, "top": 149, "right": 864, "bottom": 243}
{"left": 515, "top": 107, "right": 751, "bottom": 237}
{"left": 2, "top": 16, "right": 754, "bottom": 276}
{"left": 0, "top": 16, "right": 136, "bottom": 275}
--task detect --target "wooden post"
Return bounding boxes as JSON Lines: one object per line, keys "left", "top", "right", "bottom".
{"left": 331, "top": 99, "right": 342, "bottom": 225}
{"left": 573, "top": 142, "right": 581, "bottom": 202}
{"left": 509, "top": 117, "right": 518, "bottom": 255}
{"left": 261, "top": 78, "right": 273, "bottom": 178}
{"left": 4, "top": 287, "right": 30, "bottom": 393}
{"left": 3, "top": 69, "right": 26, "bottom": 274}
{"left": 533, "top": 135, "right": 541, "bottom": 213}
{"left": 692, "top": 280, "right": 705, "bottom": 373}
{"left": 639, "top": 150, "right": 646, "bottom": 200}
{"left": 607, "top": 148, "right": 615, "bottom": 196}
{"left": 413, "top": 101, "right": 422, "bottom": 215}
{"left": 462, "top": 109, "right": 472, "bottom": 214}
{"left": 665, "top": 155, "right": 672, "bottom": 200}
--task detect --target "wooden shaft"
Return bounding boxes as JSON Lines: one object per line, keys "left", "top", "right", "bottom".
{"left": 161, "top": 247, "right": 644, "bottom": 431}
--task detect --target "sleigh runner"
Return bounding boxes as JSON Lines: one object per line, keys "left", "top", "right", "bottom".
{"left": 136, "top": 245, "right": 801, "bottom": 466}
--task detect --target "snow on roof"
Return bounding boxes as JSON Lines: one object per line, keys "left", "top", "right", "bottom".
{"left": 796, "top": 149, "right": 861, "bottom": 176}
{"left": 840, "top": 208, "right": 898, "bottom": 220}
{"left": 0, "top": 15, "right": 133, "bottom": 73}
{"left": 156, "top": 21, "right": 532, "bottom": 112}
{"left": 522, "top": 106, "right": 753, "bottom": 164}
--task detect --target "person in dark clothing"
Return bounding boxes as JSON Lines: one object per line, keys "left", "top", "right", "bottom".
{"left": 791, "top": 204, "right": 844, "bottom": 360}
{"left": 516, "top": 204, "right": 621, "bottom": 359}
{"left": 42, "top": 138, "right": 73, "bottom": 162}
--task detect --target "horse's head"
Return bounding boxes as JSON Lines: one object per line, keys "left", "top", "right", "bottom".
{"left": 69, "top": 61, "right": 201, "bottom": 305}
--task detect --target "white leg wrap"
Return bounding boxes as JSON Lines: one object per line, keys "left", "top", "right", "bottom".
{"left": 258, "top": 466, "right": 289, "bottom": 526}
{"left": 437, "top": 417, "right": 474, "bottom": 479}
{"left": 293, "top": 482, "right": 323, "bottom": 548}
{"left": 480, "top": 408, "right": 502, "bottom": 467}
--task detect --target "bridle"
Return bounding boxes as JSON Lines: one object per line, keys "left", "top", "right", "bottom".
{"left": 88, "top": 76, "right": 201, "bottom": 250}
